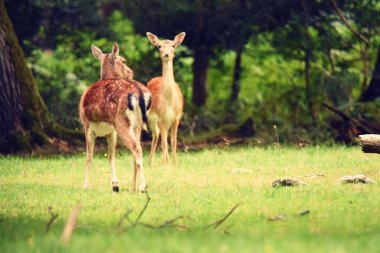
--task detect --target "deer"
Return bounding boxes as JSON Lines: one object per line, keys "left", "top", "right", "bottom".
{"left": 146, "top": 32, "right": 186, "bottom": 166}
{"left": 79, "top": 42, "right": 152, "bottom": 193}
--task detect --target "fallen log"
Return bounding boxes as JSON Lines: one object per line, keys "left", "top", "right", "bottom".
{"left": 358, "top": 134, "right": 380, "bottom": 154}
{"left": 322, "top": 102, "right": 380, "bottom": 133}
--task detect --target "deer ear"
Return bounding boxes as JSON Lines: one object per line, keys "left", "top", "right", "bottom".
{"left": 174, "top": 32, "right": 186, "bottom": 47}
{"left": 146, "top": 32, "right": 160, "bottom": 46}
{"left": 91, "top": 45, "right": 103, "bottom": 60}
{"left": 111, "top": 42, "right": 119, "bottom": 57}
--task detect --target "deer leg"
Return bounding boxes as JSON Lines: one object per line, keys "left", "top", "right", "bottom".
{"left": 115, "top": 119, "right": 147, "bottom": 193}
{"left": 159, "top": 123, "right": 169, "bottom": 166}
{"left": 149, "top": 122, "right": 160, "bottom": 164}
{"left": 171, "top": 118, "right": 180, "bottom": 166}
{"left": 83, "top": 128, "right": 95, "bottom": 189}
{"left": 107, "top": 131, "right": 119, "bottom": 192}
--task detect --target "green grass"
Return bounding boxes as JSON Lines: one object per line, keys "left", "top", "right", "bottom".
{"left": 1, "top": 146, "right": 380, "bottom": 253}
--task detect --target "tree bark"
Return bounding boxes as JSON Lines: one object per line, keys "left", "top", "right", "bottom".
{"left": 0, "top": 1, "right": 82, "bottom": 153}
{"left": 192, "top": 48, "right": 210, "bottom": 106}
{"left": 358, "top": 134, "right": 380, "bottom": 154}
{"left": 304, "top": 47, "right": 316, "bottom": 124}
{"left": 230, "top": 46, "right": 243, "bottom": 103}
{"left": 362, "top": 46, "right": 380, "bottom": 101}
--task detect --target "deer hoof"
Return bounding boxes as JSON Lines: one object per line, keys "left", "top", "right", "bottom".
{"left": 139, "top": 185, "right": 148, "bottom": 193}
{"left": 112, "top": 186, "right": 120, "bottom": 192}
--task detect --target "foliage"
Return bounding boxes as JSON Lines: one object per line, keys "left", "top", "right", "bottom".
{"left": 6, "top": 1, "right": 380, "bottom": 144}
{"left": 1, "top": 147, "right": 380, "bottom": 252}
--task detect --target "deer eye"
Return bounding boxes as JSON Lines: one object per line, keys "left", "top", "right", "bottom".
{"left": 158, "top": 45, "right": 161, "bottom": 49}
{"left": 172, "top": 45, "right": 175, "bottom": 48}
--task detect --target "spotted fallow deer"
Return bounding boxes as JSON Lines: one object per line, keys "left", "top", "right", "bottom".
{"left": 146, "top": 32, "right": 186, "bottom": 166}
{"left": 79, "top": 43, "right": 152, "bottom": 193}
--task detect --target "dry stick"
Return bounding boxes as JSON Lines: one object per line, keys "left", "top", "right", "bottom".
{"left": 133, "top": 193, "right": 151, "bottom": 226}
{"left": 156, "top": 216, "right": 190, "bottom": 230}
{"left": 139, "top": 216, "right": 190, "bottom": 230}
{"left": 116, "top": 209, "right": 133, "bottom": 229}
{"left": 117, "top": 193, "right": 151, "bottom": 232}
{"left": 206, "top": 204, "right": 240, "bottom": 229}
{"left": 331, "top": 0, "right": 370, "bottom": 46}
{"left": 45, "top": 212, "right": 59, "bottom": 232}
{"left": 61, "top": 204, "right": 81, "bottom": 244}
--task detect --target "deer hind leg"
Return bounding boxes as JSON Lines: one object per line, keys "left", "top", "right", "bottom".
{"left": 83, "top": 127, "right": 96, "bottom": 189}
{"left": 158, "top": 122, "right": 169, "bottom": 166}
{"left": 171, "top": 117, "right": 180, "bottom": 166}
{"left": 149, "top": 122, "right": 160, "bottom": 164}
{"left": 115, "top": 119, "right": 147, "bottom": 193}
{"left": 107, "top": 131, "right": 119, "bottom": 192}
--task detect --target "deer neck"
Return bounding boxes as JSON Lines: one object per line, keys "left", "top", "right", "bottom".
{"left": 162, "top": 60, "right": 175, "bottom": 91}
{"left": 100, "top": 64, "right": 117, "bottom": 80}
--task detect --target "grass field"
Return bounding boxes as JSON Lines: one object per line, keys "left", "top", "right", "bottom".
{"left": 1, "top": 146, "right": 380, "bottom": 253}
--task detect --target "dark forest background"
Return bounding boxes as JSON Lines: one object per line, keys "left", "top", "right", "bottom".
{"left": 1, "top": 0, "right": 380, "bottom": 153}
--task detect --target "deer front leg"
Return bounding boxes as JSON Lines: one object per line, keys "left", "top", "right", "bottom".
{"left": 107, "top": 131, "right": 119, "bottom": 192}
{"left": 83, "top": 129, "right": 96, "bottom": 189}
{"left": 149, "top": 122, "right": 160, "bottom": 164}
{"left": 171, "top": 118, "right": 180, "bottom": 167}
{"left": 159, "top": 123, "right": 169, "bottom": 166}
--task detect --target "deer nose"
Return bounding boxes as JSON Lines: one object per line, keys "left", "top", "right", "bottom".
{"left": 164, "top": 53, "right": 169, "bottom": 57}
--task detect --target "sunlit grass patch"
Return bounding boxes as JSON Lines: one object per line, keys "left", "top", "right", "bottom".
{"left": 0, "top": 146, "right": 379, "bottom": 252}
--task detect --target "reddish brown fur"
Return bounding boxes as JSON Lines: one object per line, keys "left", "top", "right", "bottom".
{"left": 80, "top": 79, "right": 150, "bottom": 124}
{"left": 147, "top": 77, "right": 183, "bottom": 117}
{"left": 79, "top": 43, "right": 151, "bottom": 192}
{"left": 146, "top": 32, "right": 186, "bottom": 166}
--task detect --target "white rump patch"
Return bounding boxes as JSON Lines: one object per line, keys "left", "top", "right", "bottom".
{"left": 89, "top": 122, "right": 115, "bottom": 137}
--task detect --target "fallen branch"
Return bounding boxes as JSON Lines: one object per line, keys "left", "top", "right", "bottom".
{"left": 133, "top": 193, "right": 151, "bottom": 226}
{"left": 206, "top": 204, "right": 240, "bottom": 229}
{"left": 116, "top": 209, "right": 133, "bottom": 229}
{"left": 61, "top": 204, "right": 81, "bottom": 244}
{"left": 322, "top": 102, "right": 379, "bottom": 133}
{"left": 116, "top": 193, "right": 151, "bottom": 232}
{"left": 45, "top": 206, "right": 58, "bottom": 232}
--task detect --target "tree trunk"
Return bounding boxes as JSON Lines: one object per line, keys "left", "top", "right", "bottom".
{"left": 304, "top": 47, "right": 316, "bottom": 124}
{"left": 302, "top": 0, "right": 316, "bottom": 124}
{"left": 192, "top": 48, "right": 210, "bottom": 106}
{"left": 362, "top": 46, "right": 380, "bottom": 101}
{"left": 0, "top": 1, "right": 82, "bottom": 153}
{"left": 359, "top": 43, "right": 370, "bottom": 100}
{"left": 358, "top": 134, "right": 380, "bottom": 154}
{"left": 230, "top": 46, "right": 243, "bottom": 103}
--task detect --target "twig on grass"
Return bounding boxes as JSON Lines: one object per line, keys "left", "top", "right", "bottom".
{"left": 116, "top": 209, "right": 133, "bottom": 229}
{"left": 139, "top": 216, "right": 190, "bottom": 230}
{"left": 45, "top": 206, "right": 59, "bottom": 232}
{"left": 133, "top": 193, "right": 151, "bottom": 226}
{"left": 206, "top": 204, "right": 240, "bottom": 229}
{"left": 60, "top": 204, "right": 81, "bottom": 244}
{"left": 117, "top": 194, "right": 192, "bottom": 232}
{"left": 117, "top": 193, "right": 151, "bottom": 232}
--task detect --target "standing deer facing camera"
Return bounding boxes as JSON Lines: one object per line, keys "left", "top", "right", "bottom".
{"left": 79, "top": 43, "right": 152, "bottom": 193}
{"left": 146, "top": 32, "right": 186, "bottom": 166}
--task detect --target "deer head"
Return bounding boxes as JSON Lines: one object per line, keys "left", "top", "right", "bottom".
{"left": 146, "top": 32, "right": 186, "bottom": 62}
{"left": 91, "top": 43, "right": 134, "bottom": 80}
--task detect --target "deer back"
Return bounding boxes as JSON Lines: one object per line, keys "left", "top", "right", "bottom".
{"left": 79, "top": 79, "right": 151, "bottom": 125}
